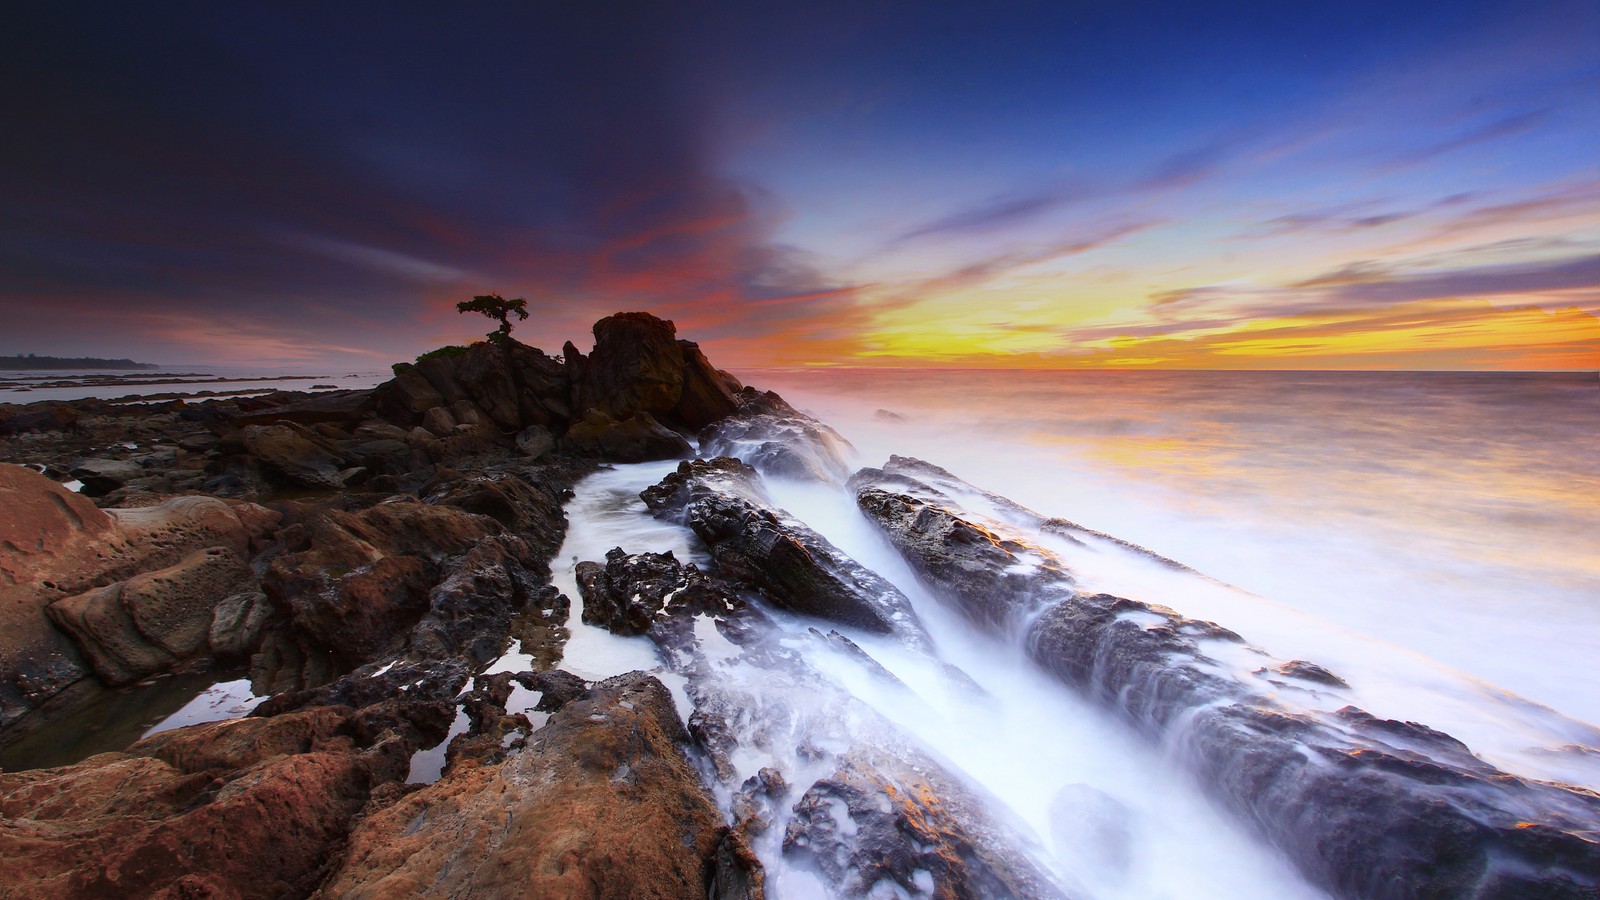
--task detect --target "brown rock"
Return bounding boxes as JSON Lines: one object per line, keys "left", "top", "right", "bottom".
{"left": 318, "top": 672, "right": 728, "bottom": 899}
{"left": 1, "top": 466, "right": 275, "bottom": 735}
{"left": 46, "top": 547, "right": 254, "bottom": 685}
{"left": 0, "top": 706, "right": 406, "bottom": 900}
{"left": 454, "top": 342, "right": 522, "bottom": 430}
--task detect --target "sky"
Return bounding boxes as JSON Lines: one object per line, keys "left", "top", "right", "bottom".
{"left": 2, "top": 1, "right": 1597, "bottom": 369}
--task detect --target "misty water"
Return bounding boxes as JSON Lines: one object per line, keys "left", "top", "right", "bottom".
{"left": 529, "top": 369, "right": 1599, "bottom": 897}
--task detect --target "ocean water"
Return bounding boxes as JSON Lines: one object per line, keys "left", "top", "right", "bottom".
{"left": 745, "top": 369, "right": 1600, "bottom": 729}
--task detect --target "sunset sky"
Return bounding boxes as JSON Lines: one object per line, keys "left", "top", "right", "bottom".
{"left": 3, "top": 2, "right": 1597, "bottom": 369}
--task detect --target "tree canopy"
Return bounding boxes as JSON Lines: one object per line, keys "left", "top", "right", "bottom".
{"left": 456, "top": 294, "right": 529, "bottom": 337}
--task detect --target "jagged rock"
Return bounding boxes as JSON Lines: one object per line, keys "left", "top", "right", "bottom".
{"left": 560, "top": 408, "right": 692, "bottom": 462}
{"left": 229, "top": 389, "right": 375, "bottom": 428}
{"left": 262, "top": 499, "right": 500, "bottom": 668}
{"left": 853, "top": 469, "right": 1600, "bottom": 898}
{"left": 317, "top": 673, "right": 735, "bottom": 899}
{"left": 409, "top": 535, "right": 566, "bottom": 664}
{"left": 0, "top": 705, "right": 411, "bottom": 900}
{"left": 46, "top": 546, "right": 255, "bottom": 685}
{"left": 674, "top": 339, "right": 742, "bottom": 429}
{"left": 783, "top": 750, "right": 1069, "bottom": 899}
{"left": 576, "top": 547, "right": 739, "bottom": 638}
{"left": 643, "top": 458, "right": 926, "bottom": 642}
{"left": 236, "top": 423, "right": 351, "bottom": 489}
{"left": 577, "top": 311, "right": 686, "bottom": 422}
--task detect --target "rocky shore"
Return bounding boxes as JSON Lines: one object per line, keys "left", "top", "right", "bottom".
{"left": 2, "top": 312, "right": 1597, "bottom": 899}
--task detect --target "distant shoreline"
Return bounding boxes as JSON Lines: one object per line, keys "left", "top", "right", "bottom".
{"left": 0, "top": 355, "right": 157, "bottom": 370}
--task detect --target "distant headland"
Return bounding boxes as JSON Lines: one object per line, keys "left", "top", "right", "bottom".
{"left": 0, "top": 354, "right": 157, "bottom": 370}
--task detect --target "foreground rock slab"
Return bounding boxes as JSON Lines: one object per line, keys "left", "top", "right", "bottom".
{"left": 318, "top": 672, "right": 750, "bottom": 899}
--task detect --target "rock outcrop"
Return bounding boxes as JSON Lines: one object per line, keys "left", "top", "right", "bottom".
{"left": 642, "top": 457, "right": 927, "bottom": 643}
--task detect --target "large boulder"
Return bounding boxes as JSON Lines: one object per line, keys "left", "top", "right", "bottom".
{"left": 317, "top": 673, "right": 734, "bottom": 899}
{"left": 673, "top": 339, "right": 741, "bottom": 429}
{"left": 236, "top": 423, "right": 353, "bottom": 489}
{"left": 577, "top": 312, "right": 686, "bottom": 421}
{"left": 560, "top": 408, "right": 692, "bottom": 462}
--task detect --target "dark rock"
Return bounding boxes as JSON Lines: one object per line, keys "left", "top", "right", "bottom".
{"left": 229, "top": 389, "right": 375, "bottom": 428}
{"left": 576, "top": 547, "right": 740, "bottom": 637}
{"left": 236, "top": 423, "right": 352, "bottom": 489}
{"left": 784, "top": 750, "right": 1069, "bottom": 899}
{"left": 514, "top": 423, "right": 554, "bottom": 458}
{"left": 560, "top": 408, "right": 692, "bottom": 462}
{"left": 454, "top": 341, "right": 522, "bottom": 430}
{"left": 372, "top": 372, "right": 444, "bottom": 425}
{"left": 674, "top": 339, "right": 742, "bottom": 429}
{"left": 511, "top": 669, "right": 588, "bottom": 712}
{"left": 577, "top": 311, "right": 686, "bottom": 422}
{"left": 643, "top": 458, "right": 927, "bottom": 642}
{"left": 66, "top": 458, "right": 143, "bottom": 496}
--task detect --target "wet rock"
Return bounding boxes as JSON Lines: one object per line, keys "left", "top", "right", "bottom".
{"left": 644, "top": 459, "right": 927, "bottom": 642}
{"left": 854, "top": 476, "right": 1600, "bottom": 898}
{"left": 577, "top": 547, "right": 734, "bottom": 637}
{"left": 0, "top": 705, "right": 409, "bottom": 900}
{"left": 409, "top": 534, "right": 566, "bottom": 665}
{"left": 1260, "top": 659, "right": 1349, "bottom": 689}
{"left": 701, "top": 389, "right": 854, "bottom": 483}
{"left": 784, "top": 750, "right": 1069, "bottom": 899}
{"left": 560, "top": 408, "right": 692, "bottom": 462}
{"left": 46, "top": 546, "right": 255, "bottom": 685}
{"left": 512, "top": 668, "right": 588, "bottom": 712}
{"left": 318, "top": 672, "right": 731, "bottom": 899}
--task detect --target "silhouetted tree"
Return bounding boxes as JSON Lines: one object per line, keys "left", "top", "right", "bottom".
{"left": 456, "top": 293, "right": 529, "bottom": 338}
